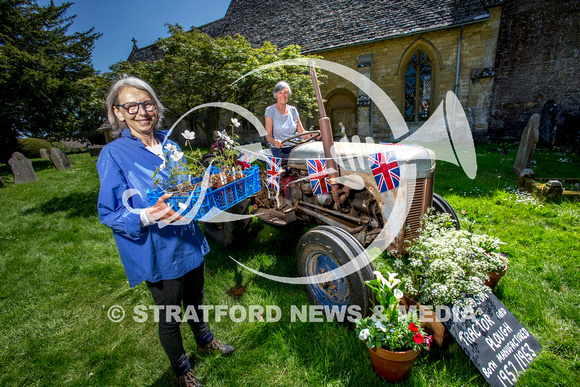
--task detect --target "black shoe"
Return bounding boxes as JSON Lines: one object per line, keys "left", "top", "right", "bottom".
{"left": 178, "top": 369, "right": 203, "bottom": 387}
{"left": 197, "top": 337, "right": 235, "bottom": 356}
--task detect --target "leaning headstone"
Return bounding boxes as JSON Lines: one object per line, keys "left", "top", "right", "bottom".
{"left": 39, "top": 148, "right": 50, "bottom": 159}
{"left": 49, "top": 147, "right": 72, "bottom": 171}
{"left": 513, "top": 114, "right": 540, "bottom": 175}
{"left": 8, "top": 152, "right": 38, "bottom": 184}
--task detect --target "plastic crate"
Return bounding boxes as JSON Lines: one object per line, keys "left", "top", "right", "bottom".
{"left": 147, "top": 166, "right": 260, "bottom": 220}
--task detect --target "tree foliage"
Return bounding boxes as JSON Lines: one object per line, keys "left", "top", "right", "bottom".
{"left": 96, "top": 25, "right": 322, "bottom": 144}
{"left": 0, "top": 0, "right": 101, "bottom": 162}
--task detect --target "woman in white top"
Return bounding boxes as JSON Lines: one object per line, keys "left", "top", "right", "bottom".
{"left": 265, "top": 81, "right": 310, "bottom": 159}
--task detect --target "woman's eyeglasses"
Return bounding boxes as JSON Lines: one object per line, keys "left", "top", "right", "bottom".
{"left": 116, "top": 100, "right": 157, "bottom": 114}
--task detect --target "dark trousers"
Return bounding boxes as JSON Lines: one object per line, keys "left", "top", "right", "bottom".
{"left": 270, "top": 145, "right": 293, "bottom": 159}
{"left": 146, "top": 262, "right": 214, "bottom": 376}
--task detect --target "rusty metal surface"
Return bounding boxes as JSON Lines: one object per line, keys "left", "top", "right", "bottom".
{"left": 298, "top": 201, "right": 365, "bottom": 225}
{"left": 255, "top": 208, "right": 296, "bottom": 226}
{"left": 295, "top": 205, "right": 360, "bottom": 233}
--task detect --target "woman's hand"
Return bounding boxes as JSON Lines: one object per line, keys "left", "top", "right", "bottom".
{"left": 144, "top": 193, "right": 184, "bottom": 224}
{"left": 273, "top": 139, "right": 283, "bottom": 148}
{"left": 306, "top": 131, "right": 320, "bottom": 140}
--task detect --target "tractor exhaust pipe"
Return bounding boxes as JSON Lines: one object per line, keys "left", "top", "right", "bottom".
{"left": 308, "top": 65, "right": 343, "bottom": 206}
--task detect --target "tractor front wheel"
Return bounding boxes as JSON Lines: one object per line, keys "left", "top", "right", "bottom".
{"left": 296, "top": 226, "right": 375, "bottom": 321}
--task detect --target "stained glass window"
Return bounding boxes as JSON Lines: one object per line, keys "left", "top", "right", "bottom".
{"left": 404, "top": 50, "right": 432, "bottom": 122}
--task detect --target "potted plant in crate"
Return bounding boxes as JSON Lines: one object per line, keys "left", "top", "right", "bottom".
{"left": 148, "top": 117, "right": 260, "bottom": 220}
{"left": 356, "top": 271, "right": 432, "bottom": 383}
{"left": 208, "top": 119, "right": 246, "bottom": 188}
{"left": 393, "top": 210, "right": 509, "bottom": 346}
{"left": 151, "top": 140, "right": 206, "bottom": 194}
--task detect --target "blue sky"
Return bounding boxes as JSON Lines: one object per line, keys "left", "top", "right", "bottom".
{"left": 37, "top": 0, "right": 232, "bottom": 73}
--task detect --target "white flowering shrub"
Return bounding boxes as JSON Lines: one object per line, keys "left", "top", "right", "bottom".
{"left": 394, "top": 211, "right": 508, "bottom": 306}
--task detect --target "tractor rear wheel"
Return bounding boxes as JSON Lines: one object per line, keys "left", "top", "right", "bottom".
{"left": 201, "top": 199, "right": 252, "bottom": 248}
{"left": 433, "top": 193, "right": 461, "bottom": 229}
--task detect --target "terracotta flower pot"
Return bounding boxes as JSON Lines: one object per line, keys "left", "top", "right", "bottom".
{"left": 368, "top": 346, "right": 421, "bottom": 382}
{"left": 485, "top": 265, "right": 507, "bottom": 290}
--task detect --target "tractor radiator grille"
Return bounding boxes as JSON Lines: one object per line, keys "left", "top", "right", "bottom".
{"left": 404, "top": 177, "right": 432, "bottom": 243}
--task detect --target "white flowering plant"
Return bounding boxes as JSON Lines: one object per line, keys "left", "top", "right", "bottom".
{"left": 211, "top": 119, "right": 239, "bottom": 170}
{"left": 151, "top": 129, "right": 206, "bottom": 193}
{"left": 356, "top": 271, "right": 432, "bottom": 352}
{"left": 472, "top": 232, "right": 508, "bottom": 274}
{"left": 151, "top": 117, "right": 244, "bottom": 192}
{"left": 394, "top": 210, "right": 509, "bottom": 307}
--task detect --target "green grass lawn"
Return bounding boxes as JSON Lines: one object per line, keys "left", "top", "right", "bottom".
{"left": 0, "top": 143, "right": 578, "bottom": 386}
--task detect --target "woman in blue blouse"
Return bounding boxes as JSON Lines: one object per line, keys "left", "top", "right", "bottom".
{"left": 97, "top": 75, "right": 232, "bottom": 387}
{"left": 265, "top": 81, "right": 312, "bottom": 159}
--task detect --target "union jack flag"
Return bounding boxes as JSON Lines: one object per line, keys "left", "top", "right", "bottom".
{"left": 267, "top": 157, "right": 281, "bottom": 190}
{"left": 237, "top": 149, "right": 254, "bottom": 170}
{"left": 368, "top": 151, "right": 400, "bottom": 193}
{"left": 306, "top": 159, "right": 331, "bottom": 195}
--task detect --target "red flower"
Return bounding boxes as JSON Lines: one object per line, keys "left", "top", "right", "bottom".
{"left": 413, "top": 333, "right": 424, "bottom": 344}
{"left": 426, "top": 335, "right": 433, "bottom": 349}
{"left": 409, "top": 322, "right": 419, "bottom": 333}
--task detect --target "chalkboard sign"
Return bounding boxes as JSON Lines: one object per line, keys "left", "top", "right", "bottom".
{"left": 441, "top": 292, "right": 542, "bottom": 387}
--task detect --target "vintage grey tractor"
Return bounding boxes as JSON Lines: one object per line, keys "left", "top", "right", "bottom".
{"left": 202, "top": 67, "right": 459, "bottom": 316}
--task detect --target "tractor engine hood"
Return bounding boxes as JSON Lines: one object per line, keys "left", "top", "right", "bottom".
{"left": 288, "top": 142, "right": 436, "bottom": 179}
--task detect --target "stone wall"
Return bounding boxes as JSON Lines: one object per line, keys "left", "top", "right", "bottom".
{"left": 490, "top": 0, "right": 580, "bottom": 145}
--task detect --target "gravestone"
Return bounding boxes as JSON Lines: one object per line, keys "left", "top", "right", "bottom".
{"left": 39, "top": 148, "right": 50, "bottom": 159}
{"left": 517, "top": 169, "right": 535, "bottom": 188}
{"left": 8, "top": 152, "right": 38, "bottom": 184}
{"left": 513, "top": 114, "right": 540, "bottom": 175}
{"left": 49, "top": 147, "right": 72, "bottom": 171}
{"left": 538, "top": 100, "right": 559, "bottom": 147}
{"left": 88, "top": 145, "right": 104, "bottom": 157}
{"left": 544, "top": 180, "right": 563, "bottom": 199}
{"left": 555, "top": 114, "right": 580, "bottom": 154}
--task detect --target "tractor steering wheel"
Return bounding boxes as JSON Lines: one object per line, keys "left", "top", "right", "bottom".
{"left": 279, "top": 130, "right": 321, "bottom": 148}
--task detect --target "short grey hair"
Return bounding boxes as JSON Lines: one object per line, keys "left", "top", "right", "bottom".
{"left": 273, "top": 81, "right": 292, "bottom": 99}
{"left": 105, "top": 74, "right": 165, "bottom": 138}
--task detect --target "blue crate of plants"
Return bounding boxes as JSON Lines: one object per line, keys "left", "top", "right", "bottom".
{"left": 147, "top": 166, "right": 260, "bottom": 221}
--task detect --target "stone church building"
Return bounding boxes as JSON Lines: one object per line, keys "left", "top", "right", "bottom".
{"left": 129, "top": 0, "right": 579, "bottom": 148}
